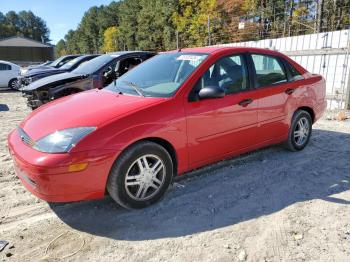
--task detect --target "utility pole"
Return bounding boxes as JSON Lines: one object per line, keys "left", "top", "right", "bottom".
{"left": 207, "top": 15, "right": 211, "bottom": 46}
{"left": 317, "top": 0, "right": 324, "bottom": 33}
{"left": 176, "top": 31, "right": 179, "bottom": 49}
{"left": 282, "top": 1, "right": 288, "bottom": 37}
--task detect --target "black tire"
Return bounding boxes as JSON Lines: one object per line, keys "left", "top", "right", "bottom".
{"left": 284, "top": 110, "right": 312, "bottom": 151}
{"left": 8, "top": 78, "right": 19, "bottom": 90}
{"left": 107, "top": 141, "right": 173, "bottom": 209}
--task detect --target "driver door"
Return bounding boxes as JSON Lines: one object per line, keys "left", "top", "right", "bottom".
{"left": 184, "top": 54, "right": 259, "bottom": 168}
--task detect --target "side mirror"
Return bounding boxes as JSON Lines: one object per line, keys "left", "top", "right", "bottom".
{"left": 198, "top": 86, "right": 225, "bottom": 100}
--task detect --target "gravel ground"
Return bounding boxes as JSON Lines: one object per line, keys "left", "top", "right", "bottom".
{"left": 1, "top": 89, "right": 350, "bottom": 262}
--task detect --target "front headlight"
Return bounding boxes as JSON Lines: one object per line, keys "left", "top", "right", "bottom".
{"left": 33, "top": 127, "right": 96, "bottom": 153}
{"left": 26, "top": 77, "right": 33, "bottom": 84}
{"left": 21, "top": 68, "right": 28, "bottom": 75}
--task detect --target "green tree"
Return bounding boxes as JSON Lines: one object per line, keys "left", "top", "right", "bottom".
{"left": 64, "top": 30, "right": 81, "bottom": 54}
{"left": 118, "top": 0, "right": 141, "bottom": 50}
{"left": 0, "top": 12, "right": 10, "bottom": 38}
{"left": 55, "top": 39, "right": 67, "bottom": 57}
{"left": 18, "top": 11, "right": 50, "bottom": 42}
{"left": 0, "top": 10, "right": 50, "bottom": 42}
{"left": 172, "top": 0, "right": 223, "bottom": 47}
{"left": 79, "top": 6, "right": 102, "bottom": 53}
{"left": 136, "top": 0, "right": 177, "bottom": 51}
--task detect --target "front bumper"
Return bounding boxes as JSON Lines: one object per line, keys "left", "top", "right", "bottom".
{"left": 8, "top": 129, "right": 119, "bottom": 202}
{"left": 17, "top": 76, "right": 32, "bottom": 89}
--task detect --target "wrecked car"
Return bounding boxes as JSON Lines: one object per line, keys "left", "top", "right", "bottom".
{"left": 17, "top": 55, "right": 98, "bottom": 88}
{"left": 21, "top": 51, "right": 156, "bottom": 109}
{"left": 20, "top": 55, "right": 80, "bottom": 76}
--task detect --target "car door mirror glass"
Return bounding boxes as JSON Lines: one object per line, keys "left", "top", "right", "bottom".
{"left": 198, "top": 86, "right": 225, "bottom": 100}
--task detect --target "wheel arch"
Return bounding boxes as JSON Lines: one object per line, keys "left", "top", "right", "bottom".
{"left": 8, "top": 78, "right": 17, "bottom": 87}
{"left": 136, "top": 137, "right": 178, "bottom": 176}
{"left": 111, "top": 137, "right": 179, "bottom": 178}
{"left": 296, "top": 106, "right": 315, "bottom": 123}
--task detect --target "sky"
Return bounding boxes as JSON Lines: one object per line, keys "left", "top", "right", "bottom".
{"left": 0, "top": 0, "right": 115, "bottom": 44}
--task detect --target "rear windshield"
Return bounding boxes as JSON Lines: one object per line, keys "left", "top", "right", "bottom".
{"left": 50, "top": 56, "right": 70, "bottom": 68}
{"left": 60, "top": 57, "right": 82, "bottom": 70}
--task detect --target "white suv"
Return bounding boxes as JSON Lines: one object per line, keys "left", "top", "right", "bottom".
{"left": 0, "top": 60, "right": 21, "bottom": 89}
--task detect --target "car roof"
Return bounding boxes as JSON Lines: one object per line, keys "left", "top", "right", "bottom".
{"left": 176, "top": 46, "right": 283, "bottom": 56}
{"left": 0, "top": 60, "right": 18, "bottom": 66}
{"left": 0, "top": 60, "right": 12, "bottom": 64}
{"left": 106, "top": 51, "right": 156, "bottom": 56}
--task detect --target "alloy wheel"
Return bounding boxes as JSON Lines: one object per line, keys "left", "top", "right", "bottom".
{"left": 124, "top": 154, "right": 166, "bottom": 201}
{"left": 293, "top": 117, "right": 310, "bottom": 146}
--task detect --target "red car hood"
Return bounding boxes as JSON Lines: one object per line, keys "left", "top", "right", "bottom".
{"left": 21, "top": 89, "right": 163, "bottom": 140}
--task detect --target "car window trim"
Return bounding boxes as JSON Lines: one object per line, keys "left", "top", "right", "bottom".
{"left": 248, "top": 52, "right": 289, "bottom": 89}
{"left": 280, "top": 58, "right": 305, "bottom": 82}
{"left": 188, "top": 52, "right": 253, "bottom": 102}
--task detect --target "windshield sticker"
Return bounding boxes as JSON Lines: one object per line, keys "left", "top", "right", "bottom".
{"left": 176, "top": 55, "right": 202, "bottom": 62}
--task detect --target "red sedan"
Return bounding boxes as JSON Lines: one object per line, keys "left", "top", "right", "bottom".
{"left": 8, "top": 47, "right": 326, "bottom": 209}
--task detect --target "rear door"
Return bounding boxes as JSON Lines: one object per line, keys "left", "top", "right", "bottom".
{"left": 249, "top": 53, "right": 292, "bottom": 143}
{"left": 0, "top": 63, "right": 11, "bottom": 87}
{"left": 185, "top": 53, "right": 259, "bottom": 168}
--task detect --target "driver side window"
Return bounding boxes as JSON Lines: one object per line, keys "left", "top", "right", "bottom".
{"left": 194, "top": 54, "right": 249, "bottom": 95}
{"left": 102, "top": 61, "right": 118, "bottom": 87}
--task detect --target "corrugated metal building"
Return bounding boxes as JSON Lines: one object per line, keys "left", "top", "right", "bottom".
{"left": 0, "top": 36, "right": 54, "bottom": 66}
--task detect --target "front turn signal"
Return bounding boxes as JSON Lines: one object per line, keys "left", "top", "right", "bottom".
{"left": 68, "top": 162, "right": 88, "bottom": 172}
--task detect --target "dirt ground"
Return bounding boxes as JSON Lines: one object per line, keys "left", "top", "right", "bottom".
{"left": 0, "top": 89, "right": 350, "bottom": 262}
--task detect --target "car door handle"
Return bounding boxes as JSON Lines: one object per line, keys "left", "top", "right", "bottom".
{"left": 285, "top": 88, "right": 295, "bottom": 95}
{"left": 238, "top": 98, "right": 253, "bottom": 107}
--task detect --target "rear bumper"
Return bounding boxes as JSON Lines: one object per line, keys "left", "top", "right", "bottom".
{"left": 8, "top": 129, "right": 119, "bottom": 202}
{"left": 315, "top": 100, "right": 327, "bottom": 122}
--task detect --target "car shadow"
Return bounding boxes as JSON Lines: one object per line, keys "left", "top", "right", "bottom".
{"left": 0, "top": 88, "right": 17, "bottom": 93}
{"left": 0, "top": 104, "right": 9, "bottom": 111}
{"left": 49, "top": 128, "right": 350, "bottom": 241}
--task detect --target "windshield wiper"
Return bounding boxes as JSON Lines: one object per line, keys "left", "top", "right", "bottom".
{"left": 122, "top": 80, "right": 144, "bottom": 97}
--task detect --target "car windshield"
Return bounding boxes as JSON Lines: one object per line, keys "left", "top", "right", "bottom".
{"left": 60, "top": 57, "right": 83, "bottom": 70}
{"left": 106, "top": 52, "right": 208, "bottom": 97}
{"left": 73, "top": 55, "right": 116, "bottom": 75}
{"left": 50, "top": 56, "right": 69, "bottom": 68}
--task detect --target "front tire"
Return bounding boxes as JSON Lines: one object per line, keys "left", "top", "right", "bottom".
{"left": 107, "top": 141, "right": 173, "bottom": 209}
{"left": 284, "top": 110, "right": 312, "bottom": 151}
{"left": 8, "top": 78, "right": 19, "bottom": 90}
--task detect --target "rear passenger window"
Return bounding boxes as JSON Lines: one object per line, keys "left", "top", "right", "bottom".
{"left": 0, "top": 63, "right": 11, "bottom": 70}
{"left": 287, "top": 62, "right": 304, "bottom": 81}
{"left": 251, "top": 54, "right": 287, "bottom": 87}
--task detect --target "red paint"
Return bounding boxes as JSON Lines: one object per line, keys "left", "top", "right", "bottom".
{"left": 8, "top": 47, "right": 326, "bottom": 202}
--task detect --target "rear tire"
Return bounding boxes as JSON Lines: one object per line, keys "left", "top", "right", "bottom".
{"left": 107, "top": 141, "right": 173, "bottom": 209}
{"left": 284, "top": 110, "right": 312, "bottom": 151}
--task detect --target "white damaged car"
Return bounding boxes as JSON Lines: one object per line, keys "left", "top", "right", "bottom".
{"left": 0, "top": 60, "right": 21, "bottom": 90}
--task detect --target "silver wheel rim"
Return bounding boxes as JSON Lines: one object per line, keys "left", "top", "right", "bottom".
{"left": 294, "top": 117, "right": 310, "bottom": 146}
{"left": 125, "top": 154, "right": 166, "bottom": 201}
{"left": 11, "top": 80, "right": 18, "bottom": 89}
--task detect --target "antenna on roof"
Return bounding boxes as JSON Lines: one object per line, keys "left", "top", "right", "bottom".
{"left": 177, "top": 48, "right": 182, "bottom": 52}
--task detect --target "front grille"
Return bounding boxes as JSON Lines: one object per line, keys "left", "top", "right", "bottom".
{"left": 18, "top": 128, "right": 35, "bottom": 147}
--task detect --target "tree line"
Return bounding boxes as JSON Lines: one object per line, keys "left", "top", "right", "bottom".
{"left": 0, "top": 11, "right": 50, "bottom": 43}
{"left": 55, "top": 0, "right": 349, "bottom": 56}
